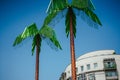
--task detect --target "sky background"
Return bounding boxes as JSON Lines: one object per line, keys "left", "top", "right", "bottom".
{"left": 0, "top": 0, "right": 120, "bottom": 80}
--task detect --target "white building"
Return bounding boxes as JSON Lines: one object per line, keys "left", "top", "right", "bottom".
{"left": 59, "top": 50, "right": 120, "bottom": 80}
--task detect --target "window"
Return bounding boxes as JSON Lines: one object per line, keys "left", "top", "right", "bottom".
{"left": 68, "top": 71, "right": 70, "bottom": 74}
{"left": 77, "top": 74, "right": 86, "bottom": 80}
{"left": 104, "top": 61, "right": 116, "bottom": 69}
{"left": 60, "top": 72, "right": 66, "bottom": 80}
{"left": 106, "top": 71, "right": 118, "bottom": 77}
{"left": 94, "top": 63, "right": 98, "bottom": 68}
{"left": 81, "top": 66, "right": 84, "bottom": 71}
{"left": 76, "top": 67, "right": 78, "bottom": 73}
{"left": 67, "top": 77, "right": 72, "bottom": 80}
{"left": 77, "top": 76, "right": 80, "bottom": 80}
{"left": 104, "top": 58, "right": 116, "bottom": 69}
{"left": 88, "top": 73, "right": 95, "bottom": 80}
{"left": 87, "top": 64, "right": 90, "bottom": 70}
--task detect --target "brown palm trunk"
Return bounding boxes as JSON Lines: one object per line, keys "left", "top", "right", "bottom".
{"left": 35, "top": 34, "right": 40, "bottom": 80}
{"left": 69, "top": 8, "right": 77, "bottom": 80}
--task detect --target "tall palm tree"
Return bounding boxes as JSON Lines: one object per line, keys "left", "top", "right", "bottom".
{"left": 13, "top": 23, "right": 62, "bottom": 80}
{"left": 44, "top": 0, "right": 102, "bottom": 80}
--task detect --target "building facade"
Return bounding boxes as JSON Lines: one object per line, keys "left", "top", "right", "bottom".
{"left": 59, "top": 50, "right": 120, "bottom": 80}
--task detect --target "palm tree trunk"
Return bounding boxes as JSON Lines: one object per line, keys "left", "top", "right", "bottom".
{"left": 69, "top": 7, "right": 77, "bottom": 80}
{"left": 35, "top": 34, "right": 40, "bottom": 80}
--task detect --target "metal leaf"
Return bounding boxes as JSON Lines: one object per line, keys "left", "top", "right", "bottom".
{"left": 21, "top": 23, "right": 39, "bottom": 38}
{"left": 32, "top": 36, "right": 36, "bottom": 55}
{"left": 88, "top": 0, "right": 95, "bottom": 10}
{"left": 72, "top": 0, "right": 88, "bottom": 9}
{"left": 40, "top": 25, "right": 62, "bottom": 50}
{"left": 13, "top": 34, "right": 23, "bottom": 46}
{"left": 46, "top": 0, "right": 68, "bottom": 14}
{"left": 83, "top": 8, "right": 102, "bottom": 26}
{"left": 13, "top": 23, "right": 39, "bottom": 46}
{"left": 40, "top": 25, "right": 55, "bottom": 39}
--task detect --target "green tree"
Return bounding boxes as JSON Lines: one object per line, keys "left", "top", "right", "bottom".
{"left": 13, "top": 23, "right": 62, "bottom": 80}
{"left": 44, "top": 0, "right": 102, "bottom": 80}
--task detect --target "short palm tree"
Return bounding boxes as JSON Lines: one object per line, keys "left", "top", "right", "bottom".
{"left": 44, "top": 0, "right": 102, "bottom": 80}
{"left": 13, "top": 23, "right": 62, "bottom": 80}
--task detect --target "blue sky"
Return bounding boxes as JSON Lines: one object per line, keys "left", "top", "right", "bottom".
{"left": 0, "top": 0, "right": 120, "bottom": 80}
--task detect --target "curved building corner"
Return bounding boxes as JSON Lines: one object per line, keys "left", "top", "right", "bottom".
{"left": 59, "top": 50, "right": 120, "bottom": 80}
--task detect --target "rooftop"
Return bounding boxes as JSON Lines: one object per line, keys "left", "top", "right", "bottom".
{"left": 77, "top": 50, "right": 115, "bottom": 61}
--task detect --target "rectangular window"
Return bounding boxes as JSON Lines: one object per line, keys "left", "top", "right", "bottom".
{"left": 68, "top": 71, "right": 70, "bottom": 74}
{"left": 78, "top": 74, "right": 86, "bottom": 80}
{"left": 87, "top": 64, "right": 90, "bottom": 70}
{"left": 88, "top": 73, "right": 95, "bottom": 80}
{"left": 76, "top": 67, "right": 78, "bottom": 73}
{"left": 94, "top": 63, "right": 98, "bottom": 68}
{"left": 106, "top": 71, "right": 118, "bottom": 77}
{"left": 81, "top": 66, "right": 84, "bottom": 71}
{"left": 104, "top": 58, "right": 116, "bottom": 69}
{"left": 104, "top": 61, "right": 116, "bottom": 69}
{"left": 67, "top": 77, "right": 72, "bottom": 80}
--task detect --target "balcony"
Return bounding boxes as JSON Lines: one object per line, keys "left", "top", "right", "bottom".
{"left": 59, "top": 72, "right": 66, "bottom": 80}
{"left": 104, "top": 64, "right": 116, "bottom": 70}
{"left": 104, "top": 61, "right": 117, "bottom": 70}
{"left": 105, "top": 71, "right": 118, "bottom": 80}
{"left": 106, "top": 76, "right": 118, "bottom": 80}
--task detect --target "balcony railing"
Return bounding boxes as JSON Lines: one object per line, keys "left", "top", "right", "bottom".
{"left": 106, "top": 76, "right": 118, "bottom": 80}
{"left": 104, "top": 64, "right": 116, "bottom": 70}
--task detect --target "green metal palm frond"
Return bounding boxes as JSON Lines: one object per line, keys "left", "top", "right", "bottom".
{"left": 82, "top": 8, "right": 102, "bottom": 26}
{"left": 32, "top": 36, "right": 36, "bottom": 55}
{"left": 49, "top": 27, "right": 62, "bottom": 50}
{"left": 72, "top": 0, "right": 88, "bottom": 9}
{"left": 72, "top": 0, "right": 95, "bottom": 10}
{"left": 40, "top": 25, "right": 55, "bottom": 39}
{"left": 13, "top": 34, "right": 23, "bottom": 46}
{"left": 32, "top": 34, "right": 42, "bottom": 55}
{"left": 49, "top": 31, "right": 62, "bottom": 50}
{"left": 13, "top": 23, "right": 39, "bottom": 46}
{"left": 44, "top": 8, "right": 68, "bottom": 28}
{"left": 44, "top": 0, "right": 68, "bottom": 27}
{"left": 46, "top": 0, "right": 68, "bottom": 14}
{"left": 40, "top": 25, "right": 62, "bottom": 50}
{"left": 65, "top": 8, "right": 76, "bottom": 38}
{"left": 88, "top": 0, "right": 95, "bottom": 10}
{"left": 21, "top": 23, "right": 39, "bottom": 38}
{"left": 71, "top": 0, "right": 102, "bottom": 27}
{"left": 43, "top": 11, "right": 58, "bottom": 26}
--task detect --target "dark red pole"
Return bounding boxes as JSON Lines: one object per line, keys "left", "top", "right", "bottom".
{"left": 69, "top": 7, "right": 77, "bottom": 80}
{"left": 35, "top": 34, "right": 40, "bottom": 80}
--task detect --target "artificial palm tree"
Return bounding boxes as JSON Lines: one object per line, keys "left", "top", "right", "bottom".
{"left": 13, "top": 23, "right": 62, "bottom": 80}
{"left": 44, "top": 0, "right": 102, "bottom": 80}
